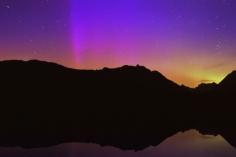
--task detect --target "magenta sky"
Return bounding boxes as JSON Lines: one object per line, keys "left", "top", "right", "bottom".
{"left": 1, "top": 0, "right": 236, "bottom": 86}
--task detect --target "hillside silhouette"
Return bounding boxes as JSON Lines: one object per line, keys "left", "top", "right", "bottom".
{"left": 0, "top": 60, "right": 235, "bottom": 150}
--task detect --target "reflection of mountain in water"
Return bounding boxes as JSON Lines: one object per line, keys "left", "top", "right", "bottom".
{"left": 0, "top": 130, "right": 236, "bottom": 157}
{"left": 149, "top": 130, "right": 236, "bottom": 157}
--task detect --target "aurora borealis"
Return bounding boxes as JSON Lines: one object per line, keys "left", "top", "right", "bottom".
{"left": 1, "top": 0, "right": 236, "bottom": 87}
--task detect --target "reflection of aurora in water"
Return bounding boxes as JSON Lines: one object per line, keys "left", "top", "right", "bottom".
{"left": 0, "top": 130, "right": 236, "bottom": 157}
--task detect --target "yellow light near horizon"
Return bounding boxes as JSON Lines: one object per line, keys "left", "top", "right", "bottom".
{"left": 157, "top": 47, "right": 236, "bottom": 88}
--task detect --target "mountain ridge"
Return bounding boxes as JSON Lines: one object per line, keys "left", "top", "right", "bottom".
{"left": 0, "top": 59, "right": 236, "bottom": 150}
{"left": 1, "top": 59, "right": 233, "bottom": 88}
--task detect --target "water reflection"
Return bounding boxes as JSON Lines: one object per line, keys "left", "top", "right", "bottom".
{"left": 0, "top": 130, "right": 236, "bottom": 157}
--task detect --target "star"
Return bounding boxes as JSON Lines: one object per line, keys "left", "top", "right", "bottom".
{"left": 41, "top": 25, "right": 46, "bottom": 30}
{"left": 5, "top": 5, "right": 10, "bottom": 9}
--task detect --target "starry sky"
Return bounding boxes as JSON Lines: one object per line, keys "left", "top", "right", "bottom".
{"left": 1, "top": 0, "right": 236, "bottom": 87}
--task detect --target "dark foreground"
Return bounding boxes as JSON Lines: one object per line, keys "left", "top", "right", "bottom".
{"left": 0, "top": 60, "right": 236, "bottom": 150}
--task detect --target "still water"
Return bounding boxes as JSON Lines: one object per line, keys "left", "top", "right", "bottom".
{"left": 0, "top": 130, "right": 235, "bottom": 157}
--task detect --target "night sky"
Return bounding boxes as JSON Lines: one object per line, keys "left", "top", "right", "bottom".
{"left": 1, "top": 0, "right": 236, "bottom": 87}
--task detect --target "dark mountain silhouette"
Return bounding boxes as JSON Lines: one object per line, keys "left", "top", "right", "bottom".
{"left": 195, "top": 82, "right": 217, "bottom": 92}
{"left": 218, "top": 71, "right": 236, "bottom": 91}
{"left": 0, "top": 60, "right": 235, "bottom": 150}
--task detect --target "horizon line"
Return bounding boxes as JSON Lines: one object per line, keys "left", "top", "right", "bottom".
{"left": 1, "top": 59, "right": 234, "bottom": 89}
